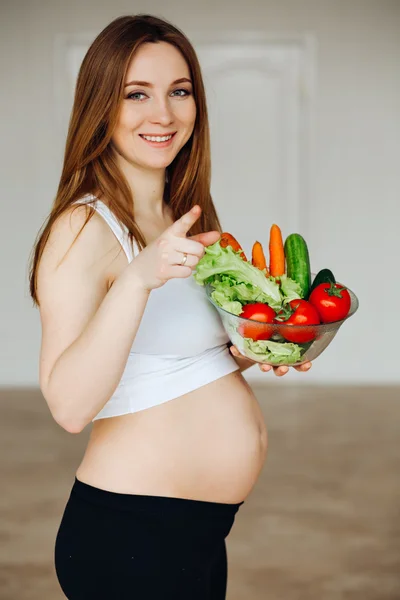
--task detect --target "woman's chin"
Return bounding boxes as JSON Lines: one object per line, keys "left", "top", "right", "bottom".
{"left": 141, "top": 158, "right": 176, "bottom": 171}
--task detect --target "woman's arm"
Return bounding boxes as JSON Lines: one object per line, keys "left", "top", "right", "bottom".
{"left": 38, "top": 207, "right": 150, "bottom": 434}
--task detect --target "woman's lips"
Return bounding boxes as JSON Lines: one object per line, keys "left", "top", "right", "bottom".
{"left": 139, "top": 132, "right": 176, "bottom": 148}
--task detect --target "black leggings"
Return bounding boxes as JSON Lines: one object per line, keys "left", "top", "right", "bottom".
{"left": 55, "top": 478, "right": 243, "bottom": 599}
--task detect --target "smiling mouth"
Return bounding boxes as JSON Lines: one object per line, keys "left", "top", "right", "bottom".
{"left": 139, "top": 133, "right": 176, "bottom": 143}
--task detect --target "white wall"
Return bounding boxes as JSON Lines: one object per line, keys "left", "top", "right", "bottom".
{"left": 1, "top": 0, "right": 399, "bottom": 386}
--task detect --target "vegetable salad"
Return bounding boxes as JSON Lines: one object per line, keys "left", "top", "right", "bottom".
{"left": 193, "top": 225, "right": 351, "bottom": 365}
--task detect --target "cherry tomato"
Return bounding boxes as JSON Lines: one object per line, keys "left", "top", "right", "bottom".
{"left": 238, "top": 303, "right": 276, "bottom": 341}
{"left": 275, "top": 299, "right": 320, "bottom": 343}
{"left": 309, "top": 283, "right": 351, "bottom": 323}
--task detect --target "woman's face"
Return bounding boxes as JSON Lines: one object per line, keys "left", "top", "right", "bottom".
{"left": 112, "top": 41, "right": 197, "bottom": 172}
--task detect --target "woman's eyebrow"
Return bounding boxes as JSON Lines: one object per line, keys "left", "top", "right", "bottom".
{"left": 124, "top": 77, "right": 192, "bottom": 88}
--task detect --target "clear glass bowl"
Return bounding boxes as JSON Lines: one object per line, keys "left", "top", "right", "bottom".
{"left": 205, "top": 275, "right": 359, "bottom": 367}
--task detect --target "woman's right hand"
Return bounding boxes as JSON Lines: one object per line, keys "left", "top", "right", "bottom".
{"left": 130, "top": 205, "right": 221, "bottom": 292}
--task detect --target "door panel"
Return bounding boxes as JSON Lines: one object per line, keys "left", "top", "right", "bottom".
{"left": 195, "top": 41, "right": 309, "bottom": 250}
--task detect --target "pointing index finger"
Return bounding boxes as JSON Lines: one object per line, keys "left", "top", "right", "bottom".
{"left": 171, "top": 205, "right": 202, "bottom": 237}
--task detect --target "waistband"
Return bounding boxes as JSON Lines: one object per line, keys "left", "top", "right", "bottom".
{"left": 72, "top": 477, "right": 244, "bottom": 519}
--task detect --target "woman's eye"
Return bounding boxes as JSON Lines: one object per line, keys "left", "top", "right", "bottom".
{"left": 171, "top": 89, "right": 191, "bottom": 97}
{"left": 128, "top": 92, "right": 147, "bottom": 101}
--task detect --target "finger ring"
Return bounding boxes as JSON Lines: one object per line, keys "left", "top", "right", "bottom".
{"left": 180, "top": 252, "right": 188, "bottom": 266}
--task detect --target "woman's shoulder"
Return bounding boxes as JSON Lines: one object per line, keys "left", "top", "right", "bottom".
{"left": 39, "top": 198, "right": 125, "bottom": 283}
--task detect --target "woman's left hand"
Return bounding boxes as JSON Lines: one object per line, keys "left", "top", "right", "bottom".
{"left": 229, "top": 344, "right": 312, "bottom": 377}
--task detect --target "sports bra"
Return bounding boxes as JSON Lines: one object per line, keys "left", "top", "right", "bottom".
{"left": 74, "top": 195, "right": 240, "bottom": 421}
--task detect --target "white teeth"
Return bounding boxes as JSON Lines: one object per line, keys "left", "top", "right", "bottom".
{"left": 142, "top": 134, "right": 173, "bottom": 142}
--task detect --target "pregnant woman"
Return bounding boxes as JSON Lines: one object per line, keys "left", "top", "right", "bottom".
{"left": 29, "top": 14, "right": 312, "bottom": 599}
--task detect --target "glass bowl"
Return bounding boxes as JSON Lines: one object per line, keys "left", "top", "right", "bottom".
{"left": 205, "top": 275, "right": 359, "bottom": 367}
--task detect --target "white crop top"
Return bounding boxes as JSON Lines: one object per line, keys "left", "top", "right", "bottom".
{"left": 74, "top": 195, "right": 240, "bottom": 421}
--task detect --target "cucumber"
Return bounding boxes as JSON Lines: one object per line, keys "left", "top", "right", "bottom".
{"left": 284, "top": 233, "right": 311, "bottom": 298}
{"left": 308, "top": 268, "right": 336, "bottom": 298}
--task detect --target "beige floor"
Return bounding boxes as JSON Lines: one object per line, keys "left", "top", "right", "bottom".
{"left": 0, "top": 384, "right": 399, "bottom": 599}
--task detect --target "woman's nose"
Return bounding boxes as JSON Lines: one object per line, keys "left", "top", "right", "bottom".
{"left": 149, "top": 98, "right": 174, "bottom": 126}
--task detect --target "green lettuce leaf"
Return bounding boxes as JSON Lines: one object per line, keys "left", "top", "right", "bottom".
{"left": 209, "top": 289, "right": 243, "bottom": 315}
{"left": 242, "top": 338, "right": 303, "bottom": 365}
{"left": 194, "top": 240, "right": 282, "bottom": 310}
{"left": 276, "top": 274, "right": 302, "bottom": 304}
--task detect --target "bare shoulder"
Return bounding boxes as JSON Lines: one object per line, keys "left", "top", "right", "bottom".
{"left": 38, "top": 203, "right": 126, "bottom": 283}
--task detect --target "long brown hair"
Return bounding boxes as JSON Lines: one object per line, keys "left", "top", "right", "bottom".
{"left": 28, "top": 14, "right": 223, "bottom": 306}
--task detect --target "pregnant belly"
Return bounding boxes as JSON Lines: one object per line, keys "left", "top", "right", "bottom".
{"left": 77, "top": 371, "right": 268, "bottom": 504}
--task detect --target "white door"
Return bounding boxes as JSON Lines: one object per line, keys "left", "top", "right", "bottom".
{"left": 194, "top": 37, "right": 313, "bottom": 255}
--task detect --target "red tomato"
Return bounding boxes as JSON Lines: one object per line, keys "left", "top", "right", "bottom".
{"left": 309, "top": 283, "right": 351, "bottom": 323}
{"left": 238, "top": 303, "right": 276, "bottom": 341}
{"left": 275, "top": 299, "right": 320, "bottom": 343}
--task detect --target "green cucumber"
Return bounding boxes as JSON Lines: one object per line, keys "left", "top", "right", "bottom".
{"left": 284, "top": 233, "right": 311, "bottom": 299}
{"left": 308, "top": 268, "right": 336, "bottom": 298}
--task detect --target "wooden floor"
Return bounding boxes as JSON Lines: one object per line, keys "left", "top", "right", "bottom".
{"left": 1, "top": 384, "right": 399, "bottom": 599}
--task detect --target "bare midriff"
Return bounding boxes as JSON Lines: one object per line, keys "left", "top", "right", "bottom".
{"left": 76, "top": 369, "right": 267, "bottom": 504}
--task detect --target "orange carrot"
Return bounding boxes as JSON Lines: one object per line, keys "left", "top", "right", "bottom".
{"left": 252, "top": 241, "right": 270, "bottom": 276}
{"left": 220, "top": 232, "right": 247, "bottom": 261}
{"left": 269, "top": 224, "right": 285, "bottom": 277}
